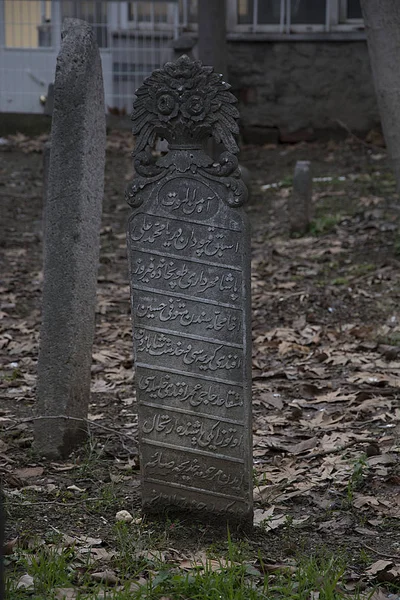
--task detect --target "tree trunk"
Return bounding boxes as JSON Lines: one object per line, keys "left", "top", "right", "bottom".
{"left": 198, "top": 0, "right": 227, "bottom": 159}
{"left": 198, "top": 0, "right": 227, "bottom": 78}
{"left": 361, "top": 0, "right": 400, "bottom": 190}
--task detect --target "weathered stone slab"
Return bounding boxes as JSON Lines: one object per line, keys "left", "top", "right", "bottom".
{"left": 126, "top": 56, "right": 253, "bottom": 527}
{"left": 0, "top": 485, "right": 4, "bottom": 599}
{"left": 41, "top": 139, "right": 51, "bottom": 241}
{"left": 289, "top": 160, "right": 312, "bottom": 234}
{"left": 35, "top": 19, "right": 106, "bottom": 459}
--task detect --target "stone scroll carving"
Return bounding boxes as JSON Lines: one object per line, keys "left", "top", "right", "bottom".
{"left": 126, "top": 56, "right": 253, "bottom": 527}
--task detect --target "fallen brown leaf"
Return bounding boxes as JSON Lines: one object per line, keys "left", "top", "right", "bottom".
{"left": 365, "top": 560, "right": 393, "bottom": 576}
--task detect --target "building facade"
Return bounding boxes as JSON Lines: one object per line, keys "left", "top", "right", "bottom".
{"left": 0, "top": 1, "right": 379, "bottom": 139}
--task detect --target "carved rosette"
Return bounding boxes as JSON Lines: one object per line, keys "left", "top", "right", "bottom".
{"left": 126, "top": 55, "right": 247, "bottom": 209}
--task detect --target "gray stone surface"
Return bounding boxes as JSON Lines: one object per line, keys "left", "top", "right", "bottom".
{"left": 35, "top": 18, "right": 106, "bottom": 459}
{"left": 0, "top": 484, "right": 4, "bottom": 599}
{"left": 227, "top": 41, "right": 379, "bottom": 137}
{"left": 126, "top": 56, "right": 253, "bottom": 527}
{"left": 289, "top": 160, "right": 312, "bottom": 235}
{"left": 172, "top": 35, "right": 196, "bottom": 59}
{"left": 239, "top": 164, "right": 251, "bottom": 197}
{"left": 42, "top": 140, "right": 51, "bottom": 233}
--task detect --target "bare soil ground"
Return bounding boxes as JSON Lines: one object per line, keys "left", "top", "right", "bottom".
{"left": 1, "top": 132, "right": 400, "bottom": 596}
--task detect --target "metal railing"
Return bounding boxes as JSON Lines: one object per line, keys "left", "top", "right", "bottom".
{"left": 0, "top": 0, "right": 192, "bottom": 113}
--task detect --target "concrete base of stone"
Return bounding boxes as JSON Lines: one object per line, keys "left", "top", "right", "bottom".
{"left": 142, "top": 504, "right": 254, "bottom": 533}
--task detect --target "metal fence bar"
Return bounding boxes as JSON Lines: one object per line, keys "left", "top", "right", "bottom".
{"left": 326, "top": 0, "right": 331, "bottom": 31}
{"left": 286, "top": 0, "right": 291, "bottom": 33}
{"left": 173, "top": 1, "right": 179, "bottom": 38}
{"left": 252, "top": 0, "right": 257, "bottom": 32}
{"left": 52, "top": 0, "right": 61, "bottom": 51}
{"left": 0, "top": 0, "right": 183, "bottom": 114}
{"left": 0, "top": 0, "right": 5, "bottom": 48}
{"left": 182, "top": 0, "right": 187, "bottom": 27}
{"left": 279, "top": 0, "right": 285, "bottom": 33}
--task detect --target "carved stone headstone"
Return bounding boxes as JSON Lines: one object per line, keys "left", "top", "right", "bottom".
{"left": 126, "top": 56, "right": 253, "bottom": 527}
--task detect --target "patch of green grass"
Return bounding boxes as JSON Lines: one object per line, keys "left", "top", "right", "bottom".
{"left": 280, "top": 175, "right": 293, "bottom": 188}
{"left": 112, "top": 520, "right": 168, "bottom": 578}
{"left": 1, "top": 367, "right": 22, "bottom": 382}
{"left": 358, "top": 548, "right": 372, "bottom": 568}
{"left": 345, "top": 454, "right": 369, "bottom": 506}
{"left": 132, "top": 548, "right": 367, "bottom": 600}
{"left": 393, "top": 232, "right": 400, "bottom": 257}
{"left": 6, "top": 533, "right": 380, "bottom": 600}
{"left": 332, "top": 277, "right": 349, "bottom": 286}
{"left": 85, "top": 483, "right": 120, "bottom": 515}
{"left": 6, "top": 545, "right": 79, "bottom": 599}
{"left": 309, "top": 214, "right": 343, "bottom": 236}
{"left": 377, "top": 331, "right": 400, "bottom": 346}
{"left": 207, "top": 537, "right": 253, "bottom": 564}
{"left": 72, "top": 437, "right": 112, "bottom": 478}
{"left": 349, "top": 263, "right": 376, "bottom": 277}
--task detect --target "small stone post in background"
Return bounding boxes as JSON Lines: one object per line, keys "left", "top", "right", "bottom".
{"left": 289, "top": 160, "right": 312, "bottom": 235}
{"left": 35, "top": 19, "right": 106, "bottom": 459}
{"left": 172, "top": 35, "right": 196, "bottom": 60}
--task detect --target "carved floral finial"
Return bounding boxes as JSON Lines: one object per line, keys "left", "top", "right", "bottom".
{"left": 131, "top": 55, "right": 240, "bottom": 155}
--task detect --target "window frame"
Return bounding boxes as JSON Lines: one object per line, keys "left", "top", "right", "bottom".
{"left": 339, "top": 0, "right": 363, "bottom": 24}
{"left": 228, "top": 0, "right": 365, "bottom": 35}
{"left": 125, "top": 1, "right": 179, "bottom": 32}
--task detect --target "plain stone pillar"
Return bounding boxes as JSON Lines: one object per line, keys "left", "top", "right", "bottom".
{"left": 289, "top": 160, "right": 312, "bottom": 234}
{"left": 35, "top": 19, "right": 106, "bottom": 459}
{"left": 198, "top": 0, "right": 227, "bottom": 161}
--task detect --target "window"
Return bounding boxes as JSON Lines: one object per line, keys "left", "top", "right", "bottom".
{"left": 128, "top": 2, "right": 168, "bottom": 24}
{"left": 126, "top": 1, "right": 181, "bottom": 31}
{"left": 61, "top": 0, "right": 108, "bottom": 46}
{"left": 4, "top": 0, "right": 51, "bottom": 48}
{"left": 233, "top": 0, "right": 364, "bottom": 34}
{"left": 238, "top": 1, "right": 281, "bottom": 25}
{"left": 290, "top": 0, "right": 326, "bottom": 25}
{"left": 179, "top": 0, "right": 197, "bottom": 25}
{"left": 340, "top": 0, "right": 363, "bottom": 21}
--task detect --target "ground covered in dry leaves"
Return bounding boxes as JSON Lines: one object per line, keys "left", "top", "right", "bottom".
{"left": 1, "top": 131, "right": 400, "bottom": 598}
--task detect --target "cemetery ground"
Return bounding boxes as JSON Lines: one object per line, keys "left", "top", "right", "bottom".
{"left": 1, "top": 131, "right": 400, "bottom": 599}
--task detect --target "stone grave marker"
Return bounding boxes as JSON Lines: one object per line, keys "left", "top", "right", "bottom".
{"left": 126, "top": 55, "right": 253, "bottom": 527}
{"left": 0, "top": 485, "right": 4, "bottom": 599}
{"left": 35, "top": 19, "right": 106, "bottom": 459}
{"left": 289, "top": 160, "right": 312, "bottom": 234}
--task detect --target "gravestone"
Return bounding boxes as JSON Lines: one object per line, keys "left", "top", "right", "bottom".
{"left": 35, "top": 18, "right": 106, "bottom": 459}
{"left": 289, "top": 160, "right": 312, "bottom": 234}
{"left": 0, "top": 484, "right": 4, "bottom": 600}
{"left": 126, "top": 55, "right": 253, "bottom": 527}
